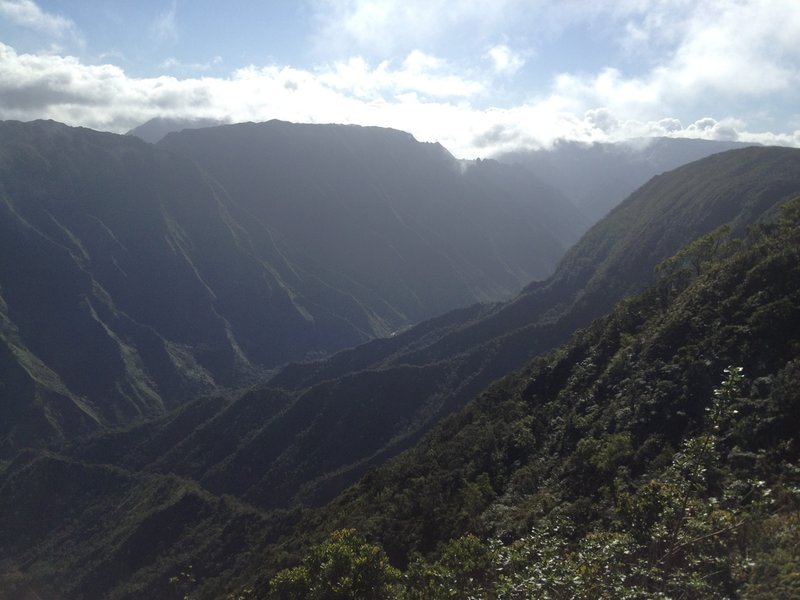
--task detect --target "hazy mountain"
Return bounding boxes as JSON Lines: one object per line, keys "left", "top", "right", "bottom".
{"left": 136, "top": 126, "right": 750, "bottom": 226}
{"left": 158, "top": 121, "right": 586, "bottom": 317}
{"left": 499, "top": 137, "right": 754, "bottom": 221}
{"left": 126, "top": 116, "right": 224, "bottom": 144}
{"left": 0, "top": 119, "right": 584, "bottom": 455}
{"left": 2, "top": 146, "right": 798, "bottom": 598}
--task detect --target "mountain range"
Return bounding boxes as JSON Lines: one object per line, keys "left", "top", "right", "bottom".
{"left": 0, "top": 119, "right": 583, "bottom": 456}
{"left": 131, "top": 118, "right": 753, "bottom": 225}
{"left": 0, "top": 120, "right": 798, "bottom": 599}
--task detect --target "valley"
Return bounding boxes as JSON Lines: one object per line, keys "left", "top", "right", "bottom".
{"left": 0, "top": 121, "right": 798, "bottom": 599}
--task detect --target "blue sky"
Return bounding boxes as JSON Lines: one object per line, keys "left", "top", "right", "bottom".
{"left": 1, "top": 0, "right": 798, "bottom": 157}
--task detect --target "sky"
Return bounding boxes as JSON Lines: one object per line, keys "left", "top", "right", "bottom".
{"left": 1, "top": 0, "right": 799, "bottom": 158}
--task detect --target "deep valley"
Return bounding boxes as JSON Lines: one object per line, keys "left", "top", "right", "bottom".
{"left": 1, "top": 120, "right": 798, "bottom": 599}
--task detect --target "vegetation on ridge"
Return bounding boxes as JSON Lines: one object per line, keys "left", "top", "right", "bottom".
{"left": 265, "top": 198, "right": 800, "bottom": 599}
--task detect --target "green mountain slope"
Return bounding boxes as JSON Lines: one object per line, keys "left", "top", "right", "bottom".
{"left": 499, "top": 137, "right": 753, "bottom": 221}
{"left": 0, "top": 449, "right": 291, "bottom": 599}
{"left": 272, "top": 197, "right": 800, "bottom": 599}
{"left": 0, "top": 121, "right": 249, "bottom": 453}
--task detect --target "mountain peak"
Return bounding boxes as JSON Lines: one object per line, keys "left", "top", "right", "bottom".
{"left": 126, "top": 116, "right": 224, "bottom": 143}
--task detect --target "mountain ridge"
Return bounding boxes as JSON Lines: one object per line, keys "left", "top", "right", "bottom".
{"left": 499, "top": 136, "right": 755, "bottom": 221}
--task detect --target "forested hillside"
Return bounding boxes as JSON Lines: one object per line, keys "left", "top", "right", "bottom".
{"left": 63, "top": 147, "right": 799, "bottom": 513}
{"left": 1, "top": 147, "right": 798, "bottom": 599}
{"left": 268, "top": 196, "right": 800, "bottom": 599}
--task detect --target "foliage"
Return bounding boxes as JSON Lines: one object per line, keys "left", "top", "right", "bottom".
{"left": 278, "top": 363, "right": 795, "bottom": 599}
{"left": 740, "top": 509, "right": 800, "bottom": 598}
{"left": 169, "top": 566, "right": 197, "bottom": 600}
{"left": 269, "top": 529, "right": 399, "bottom": 600}
{"left": 656, "top": 224, "right": 733, "bottom": 277}
{"left": 398, "top": 534, "right": 498, "bottom": 600}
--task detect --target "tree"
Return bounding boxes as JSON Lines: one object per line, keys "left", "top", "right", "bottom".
{"left": 269, "top": 529, "right": 399, "bottom": 600}
{"left": 656, "top": 224, "right": 732, "bottom": 277}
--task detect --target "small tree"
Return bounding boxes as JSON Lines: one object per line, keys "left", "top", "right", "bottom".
{"left": 400, "top": 534, "right": 498, "bottom": 600}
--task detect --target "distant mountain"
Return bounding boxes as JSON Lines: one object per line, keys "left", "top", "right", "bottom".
{"left": 2, "top": 146, "right": 798, "bottom": 599}
{"left": 158, "top": 121, "right": 586, "bottom": 316}
{"left": 0, "top": 119, "right": 584, "bottom": 455}
{"left": 126, "top": 116, "right": 224, "bottom": 143}
{"left": 499, "top": 137, "right": 754, "bottom": 221}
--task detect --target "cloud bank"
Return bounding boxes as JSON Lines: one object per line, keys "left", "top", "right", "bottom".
{"left": 0, "top": 0, "right": 798, "bottom": 157}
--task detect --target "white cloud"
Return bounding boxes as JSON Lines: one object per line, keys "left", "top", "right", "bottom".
{"left": 487, "top": 44, "right": 525, "bottom": 75}
{"left": 576, "top": 0, "right": 800, "bottom": 113}
{"left": 550, "top": 0, "right": 800, "bottom": 121}
{"left": 310, "top": 0, "right": 701, "bottom": 60}
{"left": 313, "top": 0, "right": 525, "bottom": 56}
{"left": 1, "top": 40, "right": 798, "bottom": 158}
{"left": 317, "top": 51, "right": 484, "bottom": 100}
{"left": 0, "top": 0, "right": 81, "bottom": 41}
{"left": 584, "top": 108, "right": 618, "bottom": 133}
{"left": 684, "top": 117, "right": 740, "bottom": 141}
{"left": 654, "top": 117, "right": 683, "bottom": 133}
{"left": 660, "top": 1, "right": 800, "bottom": 99}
